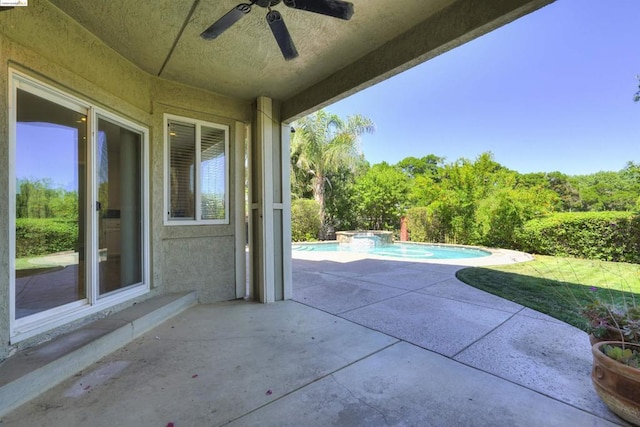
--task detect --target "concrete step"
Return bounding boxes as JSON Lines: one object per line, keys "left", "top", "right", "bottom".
{"left": 0, "top": 292, "right": 197, "bottom": 417}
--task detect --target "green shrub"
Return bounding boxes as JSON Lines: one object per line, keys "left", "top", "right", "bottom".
{"left": 291, "top": 199, "right": 321, "bottom": 242}
{"left": 406, "top": 207, "right": 428, "bottom": 242}
{"left": 15, "top": 218, "right": 78, "bottom": 257}
{"left": 517, "top": 212, "right": 640, "bottom": 263}
{"left": 475, "top": 187, "right": 557, "bottom": 248}
{"left": 406, "top": 206, "right": 447, "bottom": 243}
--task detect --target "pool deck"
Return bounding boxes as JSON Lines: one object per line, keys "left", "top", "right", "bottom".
{"left": 291, "top": 247, "right": 623, "bottom": 425}
{"left": 0, "top": 247, "right": 625, "bottom": 426}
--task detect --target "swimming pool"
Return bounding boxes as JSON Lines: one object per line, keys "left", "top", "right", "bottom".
{"left": 292, "top": 242, "right": 491, "bottom": 260}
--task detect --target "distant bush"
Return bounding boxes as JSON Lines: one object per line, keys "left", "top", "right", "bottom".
{"left": 405, "top": 207, "right": 447, "bottom": 243}
{"left": 291, "top": 199, "right": 321, "bottom": 242}
{"left": 517, "top": 212, "right": 640, "bottom": 263}
{"left": 15, "top": 218, "right": 78, "bottom": 257}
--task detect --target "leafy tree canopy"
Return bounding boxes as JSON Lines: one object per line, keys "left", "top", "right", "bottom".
{"left": 290, "top": 109, "right": 374, "bottom": 237}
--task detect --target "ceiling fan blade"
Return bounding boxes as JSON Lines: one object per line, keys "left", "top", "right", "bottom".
{"left": 283, "top": 0, "right": 354, "bottom": 20}
{"left": 201, "top": 3, "right": 253, "bottom": 40}
{"left": 267, "top": 10, "right": 298, "bottom": 61}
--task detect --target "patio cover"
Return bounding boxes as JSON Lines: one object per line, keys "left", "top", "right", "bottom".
{"left": 46, "top": 0, "right": 554, "bottom": 121}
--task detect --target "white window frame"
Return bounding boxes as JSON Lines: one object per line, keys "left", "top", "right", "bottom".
{"left": 164, "top": 114, "right": 230, "bottom": 225}
{"left": 8, "top": 69, "right": 150, "bottom": 342}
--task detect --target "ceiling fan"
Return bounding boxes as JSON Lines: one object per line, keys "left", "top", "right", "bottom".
{"left": 200, "top": 0, "right": 354, "bottom": 61}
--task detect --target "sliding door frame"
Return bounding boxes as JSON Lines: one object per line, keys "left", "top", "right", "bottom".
{"left": 8, "top": 69, "right": 150, "bottom": 342}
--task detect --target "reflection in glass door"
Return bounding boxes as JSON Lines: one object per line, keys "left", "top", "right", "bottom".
{"left": 97, "top": 117, "right": 143, "bottom": 296}
{"left": 14, "top": 89, "right": 87, "bottom": 318}
{"left": 12, "top": 73, "right": 148, "bottom": 336}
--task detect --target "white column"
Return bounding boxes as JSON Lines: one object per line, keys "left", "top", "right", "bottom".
{"left": 235, "top": 122, "right": 248, "bottom": 299}
{"left": 281, "top": 124, "right": 292, "bottom": 300}
{"left": 251, "top": 96, "right": 292, "bottom": 302}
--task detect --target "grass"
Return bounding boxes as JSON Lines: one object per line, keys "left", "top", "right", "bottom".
{"left": 456, "top": 255, "right": 640, "bottom": 332}
{"left": 14, "top": 256, "right": 58, "bottom": 270}
{"left": 14, "top": 256, "right": 63, "bottom": 278}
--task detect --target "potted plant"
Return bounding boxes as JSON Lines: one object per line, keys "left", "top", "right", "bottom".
{"left": 583, "top": 300, "right": 640, "bottom": 344}
{"left": 591, "top": 341, "right": 640, "bottom": 425}
{"left": 583, "top": 297, "right": 640, "bottom": 425}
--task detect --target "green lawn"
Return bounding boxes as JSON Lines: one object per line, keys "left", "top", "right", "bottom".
{"left": 14, "top": 256, "right": 65, "bottom": 278}
{"left": 456, "top": 255, "right": 640, "bottom": 331}
{"left": 14, "top": 256, "right": 58, "bottom": 270}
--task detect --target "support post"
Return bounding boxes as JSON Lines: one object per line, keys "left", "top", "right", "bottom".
{"left": 250, "top": 97, "right": 292, "bottom": 302}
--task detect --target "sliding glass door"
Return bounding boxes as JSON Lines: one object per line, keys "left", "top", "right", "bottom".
{"left": 14, "top": 88, "right": 88, "bottom": 318}
{"left": 11, "top": 71, "right": 148, "bottom": 338}
{"left": 96, "top": 117, "right": 143, "bottom": 296}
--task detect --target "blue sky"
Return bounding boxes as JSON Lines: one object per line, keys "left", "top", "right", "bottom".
{"left": 16, "top": 123, "right": 79, "bottom": 191}
{"left": 327, "top": 0, "right": 639, "bottom": 175}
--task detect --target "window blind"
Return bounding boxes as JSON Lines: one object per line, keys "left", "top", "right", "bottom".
{"left": 200, "top": 126, "right": 226, "bottom": 220}
{"left": 169, "top": 121, "right": 195, "bottom": 219}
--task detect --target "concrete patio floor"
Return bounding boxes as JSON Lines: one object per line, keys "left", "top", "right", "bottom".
{"left": 1, "top": 250, "right": 627, "bottom": 426}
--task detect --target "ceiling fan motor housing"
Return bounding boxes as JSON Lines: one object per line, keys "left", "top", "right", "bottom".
{"left": 255, "top": 0, "right": 281, "bottom": 7}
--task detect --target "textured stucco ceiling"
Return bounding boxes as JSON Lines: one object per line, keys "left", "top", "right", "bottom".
{"left": 47, "top": 0, "right": 554, "bottom": 119}
{"left": 48, "top": 0, "right": 454, "bottom": 100}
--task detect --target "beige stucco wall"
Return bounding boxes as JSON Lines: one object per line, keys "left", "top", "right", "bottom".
{"left": 150, "top": 87, "right": 246, "bottom": 303}
{"left": 0, "top": 33, "right": 9, "bottom": 358}
{"left": 0, "top": 1, "right": 251, "bottom": 358}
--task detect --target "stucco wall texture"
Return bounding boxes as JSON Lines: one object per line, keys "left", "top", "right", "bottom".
{"left": 0, "top": 1, "right": 251, "bottom": 359}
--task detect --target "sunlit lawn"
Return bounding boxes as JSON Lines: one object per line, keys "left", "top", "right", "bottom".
{"left": 456, "top": 255, "right": 640, "bottom": 331}
{"left": 14, "top": 256, "right": 58, "bottom": 270}
{"left": 13, "top": 256, "right": 64, "bottom": 279}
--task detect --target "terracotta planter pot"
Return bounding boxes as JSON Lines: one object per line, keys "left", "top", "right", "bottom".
{"left": 591, "top": 341, "right": 640, "bottom": 426}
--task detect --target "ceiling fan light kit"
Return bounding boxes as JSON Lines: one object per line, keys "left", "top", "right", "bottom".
{"left": 201, "top": 0, "right": 354, "bottom": 61}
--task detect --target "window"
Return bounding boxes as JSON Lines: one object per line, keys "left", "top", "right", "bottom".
{"left": 9, "top": 69, "right": 149, "bottom": 341}
{"left": 165, "top": 115, "right": 229, "bottom": 224}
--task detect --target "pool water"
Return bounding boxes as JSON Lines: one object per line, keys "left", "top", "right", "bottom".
{"left": 292, "top": 242, "right": 491, "bottom": 260}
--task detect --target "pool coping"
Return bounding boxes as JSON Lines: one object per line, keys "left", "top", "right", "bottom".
{"left": 292, "top": 241, "right": 534, "bottom": 267}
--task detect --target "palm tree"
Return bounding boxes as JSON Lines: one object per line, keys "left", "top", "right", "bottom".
{"left": 291, "top": 109, "right": 374, "bottom": 236}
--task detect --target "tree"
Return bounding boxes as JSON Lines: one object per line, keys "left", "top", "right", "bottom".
{"left": 408, "top": 173, "right": 440, "bottom": 208}
{"left": 573, "top": 170, "right": 639, "bottom": 211}
{"left": 290, "top": 147, "right": 313, "bottom": 200}
{"left": 429, "top": 154, "right": 506, "bottom": 243}
{"left": 291, "top": 110, "right": 374, "bottom": 237}
{"left": 352, "top": 162, "right": 409, "bottom": 230}
{"left": 324, "top": 161, "right": 368, "bottom": 231}
{"left": 623, "top": 161, "right": 640, "bottom": 183}
{"left": 543, "top": 172, "right": 581, "bottom": 211}
{"left": 396, "top": 155, "right": 443, "bottom": 179}
{"left": 16, "top": 178, "right": 78, "bottom": 220}
{"left": 475, "top": 186, "right": 556, "bottom": 247}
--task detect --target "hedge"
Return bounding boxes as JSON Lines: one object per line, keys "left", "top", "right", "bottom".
{"left": 291, "top": 199, "right": 321, "bottom": 242}
{"left": 516, "top": 212, "right": 640, "bottom": 263}
{"left": 15, "top": 218, "right": 78, "bottom": 257}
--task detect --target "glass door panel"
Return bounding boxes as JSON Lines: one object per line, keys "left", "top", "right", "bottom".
{"left": 97, "top": 117, "right": 143, "bottom": 296}
{"left": 14, "top": 89, "right": 87, "bottom": 318}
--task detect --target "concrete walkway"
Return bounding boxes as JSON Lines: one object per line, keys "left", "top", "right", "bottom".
{"left": 1, "top": 250, "right": 626, "bottom": 426}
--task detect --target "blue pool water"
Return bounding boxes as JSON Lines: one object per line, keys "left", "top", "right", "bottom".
{"left": 292, "top": 242, "right": 491, "bottom": 260}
